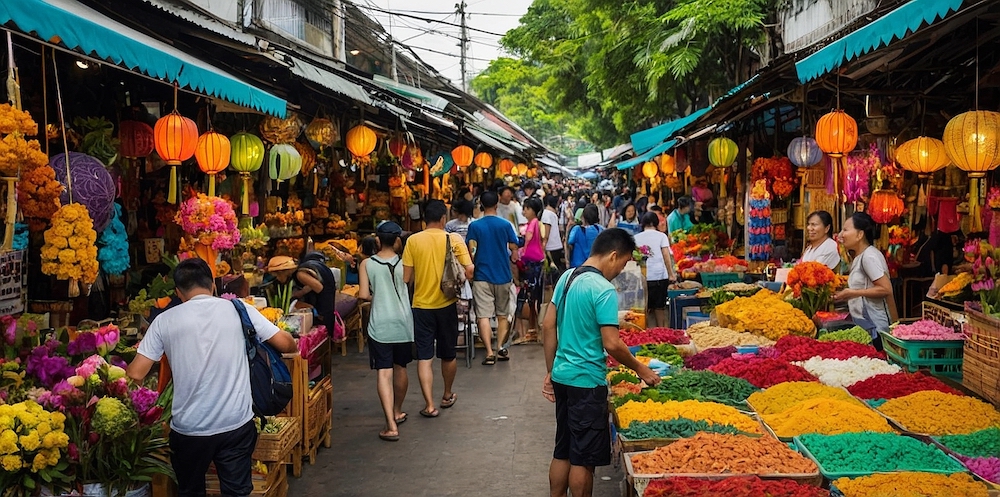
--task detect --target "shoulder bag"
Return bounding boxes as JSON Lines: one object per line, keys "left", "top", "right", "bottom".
{"left": 233, "top": 299, "right": 293, "bottom": 417}
{"left": 441, "top": 233, "right": 467, "bottom": 300}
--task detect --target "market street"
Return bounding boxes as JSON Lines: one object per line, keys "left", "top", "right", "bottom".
{"left": 289, "top": 344, "right": 623, "bottom": 496}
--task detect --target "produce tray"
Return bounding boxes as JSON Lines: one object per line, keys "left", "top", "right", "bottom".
{"left": 792, "top": 435, "right": 966, "bottom": 480}
{"left": 623, "top": 450, "right": 822, "bottom": 497}
{"left": 746, "top": 389, "right": 880, "bottom": 442}
{"left": 617, "top": 414, "right": 768, "bottom": 453}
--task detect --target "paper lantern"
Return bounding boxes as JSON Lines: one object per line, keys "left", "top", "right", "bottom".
{"left": 895, "top": 136, "right": 948, "bottom": 176}
{"left": 194, "top": 131, "right": 230, "bottom": 196}
{"left": 707, "top": 137, "right": 738, "bottom": 168}
{"left": 515, "top": 162, "right": 528, "bottom": 175}
{"left": 452, "top": 145, "right": 474, "bottom": 168}
{"left": 943, "top": 110, "right": 1000, "bottom": 232}
{"left": 304, "top": 118, "right": 337, "bottom": 149}
{"left": 642, "top": 161, "right": 658, "bottom": 178}
{"left": 259, "top": 115, "right": 303, "bottom": 144}
{"left": 346, "top": 124, "right": 377, "bottom": 158}
{"left": 230, "top": 132, "right": 264, "bottom": 215}
{"left": 526, "top": 168, "right": 537, "bottom": 178}
{"left": 118, "top": 120, "right": 154, "bottom": 159}
{"left": 474, "top": 152, "right": 493, "bottom": 170}
{"left": 388, "top": 135, "right": 407, "bottom": 157}
{"left": 294, "top": 142, "right": 316, "bottom": 174}
{"left": 815, "top": 109, "right": 858, "bottom": 157}
{"left": 658, "top": 153, "right": 676, "bottom": 175}
{"left": 269, "top": 144, "right": 302, "bottom": 183}
{"left": 499, "top": 158, "right": 515, "bottom": 175}
{"left": 787, "top": 137, "right": 823, "bottom": 168}
{"left": 869, "top": 189, "right": 904, "bottom": 224}
{"left": 153, "top": 111, "right": 198, "bottom": 203}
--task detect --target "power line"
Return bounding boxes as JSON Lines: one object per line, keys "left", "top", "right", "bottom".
{"left": 408, "top": 44, "right": 495, "bottom": 63}
{"left": 344, "top": 1, "right": 507, "bottom": 37}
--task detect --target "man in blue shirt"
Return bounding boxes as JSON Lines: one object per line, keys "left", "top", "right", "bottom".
{"left": 466, "top": 190, "right": 521, "bottom": 365}
{"left": 667, "top": 195, "right": 695, "bottom": 234}
{"left": 541, "top": 228, "right": 660, "bottom": 497}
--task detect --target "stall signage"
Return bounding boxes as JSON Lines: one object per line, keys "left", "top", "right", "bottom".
{"left": 0, "top": 250, "right": 24, "bottom": 314}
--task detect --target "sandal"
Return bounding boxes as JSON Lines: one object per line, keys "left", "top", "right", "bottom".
{"left": 497, "top": 348, "right": 510, "bottom": 361}
{"left": 482, "top": 355, "right": 496, "bottom": 366}
{"left": 419, "top": 408, "right": 440, "bottom": 418}
{"left": 440, "top": 393, "right": 457, "bottom": 409}
{"left": 379, "top": 430, "right": 399, "bottom": 442}
{"left": 394, "top": 413, "right": 407, "bottom": 425}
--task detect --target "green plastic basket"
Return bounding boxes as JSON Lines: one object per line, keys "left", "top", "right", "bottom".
{"left": 699, "top": 272, "right": 742, "bottom": 288}
{"left": 879, "top": 331, "right": 963, "bottom": 380}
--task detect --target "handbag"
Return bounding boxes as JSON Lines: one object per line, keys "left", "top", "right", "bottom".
{"left": 233, "top": 299, "right": 293, "bottom": 417}
{"left": 440, "top": 233, "right": 466, "bottom": 300}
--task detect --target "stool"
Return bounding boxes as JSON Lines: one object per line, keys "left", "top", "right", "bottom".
{"left": 338, "top": 303, "right": 367, "bottom": 356}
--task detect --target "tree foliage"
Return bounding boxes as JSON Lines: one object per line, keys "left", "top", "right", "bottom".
{"left": 496, "top": 0, "right": 775, "bottom": 148}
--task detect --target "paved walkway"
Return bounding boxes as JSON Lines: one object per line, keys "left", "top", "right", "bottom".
{"left": 289, "top": 343, "right": 624, "bottom": 496}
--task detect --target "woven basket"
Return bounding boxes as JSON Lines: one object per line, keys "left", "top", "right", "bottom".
{"left": 923, "top": 301, "right": 966, "bottom": 334}
{"left": 252, "top": 417, "right": 300, "bottom": 462}
{"left": 964, "top": 303, "right": 1000, "bottom": 407}
{"left": 306, "top": 377, "right": 331, "bottom": 438}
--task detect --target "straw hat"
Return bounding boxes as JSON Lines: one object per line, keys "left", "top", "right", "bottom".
{"left": 266, "top": 256, "right": 297, "bottom": 272}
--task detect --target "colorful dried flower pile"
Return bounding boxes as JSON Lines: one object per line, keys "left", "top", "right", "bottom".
{"left": 619, "top": 418, "right": 753, "bottom": 440}
{"left": 817, "top": 326, "right": 872, "bottom": 344}
{"left": 709, "top": 357, "right": 818, "bottom": 388}
{"left": 686, "top": 323, "right": 775, "bottom": 350}
{"left": 615, "top": 371, "right": 758, "bottom": 409}
{"left": 832, "top": 472, "right": 988, "bottom": 497}
{"left": 775, "top": 336, "right": 884, "bottom": 362}
{"left": 846, "top": 371, "right": 962, "bottom": 400}
{"left": 630, "top": 432, "right": 816, "bottom": 475}
{"left": 615, "top": 399, "right": 761, "bottom": 433}
{"left": 797, "top": 432, "right": 966, "bottom": 474}
{"left": 761, "top": 398, "right": 893, "bottom": 438}
{"left": 715, "top": 290, "right": 816, "bottom": 340}
{"left": 786, "top": 261, "right": 845, "bottom": 318}
{"left": 682, "top": 346, "right": 736, "bottom": 370}
{"left": 891, "top": 319, "right": 965, "bottom": 340}
{"left": 618, "top": 328, "right": 689, "bottom": 347}
{"left": 175, "top": 194, "right": 241, "bottom": 250}
{"left": 958, "top": 455, "right": 1000, "bottom": 484}
{"left": 937, "top": 428, "right": 1000, "bottom": 458}
{"left": 877, "top": 391, "right": 1000, "bottom": 435}
{"left": 794, "top": 356, "right": 901, "bottom": 388}
{"left": 747, "top": 381, "right": 862, "bottom": 415}
{"left": 643, "top": 476, "right": 827, "bottom": 497}
{"left": 40, "top": 204, "right": 99, "bottom": 285}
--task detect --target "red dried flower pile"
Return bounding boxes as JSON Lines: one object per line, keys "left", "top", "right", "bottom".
{"left": 775, "top": 336, "right": 885, "bottom": 362}
{"left": 709, "top": 357, "right": 818, "bottom": 388}
{"left": 643, "top": 475, "right": 827, "bottom": 497}
{"left": 847, "top": 372, "right": 963, "bottom": 400}
{"left": 683, "top": 347, "right": 737, "bottom": 370}
{"left": 619, "top": 327, "right": 690, "bottom": 347}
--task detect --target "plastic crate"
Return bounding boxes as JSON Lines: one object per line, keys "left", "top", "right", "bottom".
{"left": 879, "top": 331, "right": 963, "bottom": 380}
{"left": 700, "top": 272, "right": 742, "bottom": 288}
{"left": 667, "top": 288, "right": 698, "bottom": 299}
{"left": 685, "top": 313, "right": 710, "bottom": 329}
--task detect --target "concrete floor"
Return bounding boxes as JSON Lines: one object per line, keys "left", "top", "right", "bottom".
{"left": 288, "top": 343, "right": 624, "bottom": 496}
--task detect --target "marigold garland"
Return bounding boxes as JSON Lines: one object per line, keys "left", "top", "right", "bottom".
{"left": 40, "top": 204, "right": 99, "bottom": 284}
{"left": 0, "top": 133, "right": 48, "bottom": 177}
{"left": 0, "top": 104, "right": 39, "bottom": 136}
{"left": 17, "top": 165, "right": 62, "bottom": 219}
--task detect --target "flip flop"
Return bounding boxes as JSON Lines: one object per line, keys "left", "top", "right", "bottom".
{"left": 497, "top": 348, "right": 510, "bottom": 361}
{"left": 419, "top": 408, "right": 440, "bottom": 418}
{"left": 379, "top": 430, "right": 399, "bottom": 442}
{"left": 394, "top": 413, "right": 407, "bottom": 425}
{"left": 440, "top": 393, "right": 457, "bottom": 409}
{"left": 482, "top": 355, "right": 496, "bottom": 366}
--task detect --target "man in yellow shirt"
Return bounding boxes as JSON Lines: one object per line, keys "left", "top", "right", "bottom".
{"left": 403, "top": 200, "right": 474, "bottom": 418}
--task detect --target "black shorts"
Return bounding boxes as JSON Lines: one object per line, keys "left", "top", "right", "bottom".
{"left": 368, "top": 338, "right": 413, "bottom": 370}
{"left": 647, "top": 279, "right": 668, "bottom": 310}
{"left": 553, "top": 381, "right": 611, "bottom": 467}
{"left": 412, "top": 303, "right": 459, "bottom": 361}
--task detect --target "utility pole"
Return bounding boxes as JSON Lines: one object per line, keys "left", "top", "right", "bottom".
{"left": 332, "top": 0, "right": 346, "bottom": 62}
{"left": 457, "top": 1, "right": 468, "bottom": 91}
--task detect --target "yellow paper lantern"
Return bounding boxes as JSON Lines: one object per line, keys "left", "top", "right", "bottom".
{"left": 515, "top": 162, "right": 528, "bottom": 175}
{"left": 452, "top": 145, "right": 474, "bottom": 168}
{"left": 305, "top": 118, "right": 337, "bottom": 149}
{"left": 642, "top": 161, "right": 658, "bottom": 178}
{"left": 346, "top": 124, "right": 377, "bottom": 158}
{"left": 474, "top": 152, "right": 493, "bottom": 170}
{"left": 194, "top": 130, "right": 230, "bottom": 196}
{"left": 896, "top": 137, "right": 949, "bottom": 176}
{"left": 943, "top": 110, "right": 1000, "bottom": 232}
{"left": 229, "top": 132, "right": 264, "bottom": 215}
{"left": 153, "top": 111, "right": 198, "bottom": 203}
{"left": 658, "top": 153, "right": 676, "bottom": 175}
{"left": 707, "top": 137, "right": 738, "bottom": 168}
{"left": 815, "top": 109, "right": 858, "bottom": 157}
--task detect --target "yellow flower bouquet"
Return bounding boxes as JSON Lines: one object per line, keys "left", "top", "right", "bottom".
{"left": 40, "top": 204, "right": 99, "bottom": 286}
{"left": 0, "top": 400, "right": 72, "bottom": 495}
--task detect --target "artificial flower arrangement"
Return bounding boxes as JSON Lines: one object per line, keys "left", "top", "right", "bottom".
{"left": 40, "top": 204, "right": 100, "bottom": 289}
{"left": 632, "top": 245, "right": 653, "bottom": 266}
{"left": 750, "top": 156, "right": 794, "bottom": 198}
{"left": 845, "top": 143, "right": 880, "bottom": 203}
{"left": 747, "top": 180, "right": 772, "bottom": 262}
{"left": 238, "top": 223, "right": 271, "bottom": 251}
{"left": 785, "top": 261, "right": 846, "bottom": 318}
{"left": 175, "top": 194, "right": 240, "bottom": 250}
{"left": 966, "top": 240, "right": 1000, "bottom": 317}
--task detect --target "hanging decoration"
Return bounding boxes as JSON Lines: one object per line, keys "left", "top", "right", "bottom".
{"left": 175, "top": 194, "right": 240, "bottom": 278}
{"left": 294, "top": 141, "right": 317, "bottom": 176}
{"left": 230, "top": 132, "right": 264, "bottom": 215}
{"left": 816, "top": 110, "right": 859, "bottom": 157}
{"left": 153, "top": 111, "right": 198, "bottom": 203}
{"left": 498, "top": 158, "right": 515, "bottom": 175}
{"left": 406, "top": 144, "right": 424, "bottom": 171}
{"left": 942, "top": 110, "right": 1000, "bottom": 232}
{"left": 452, "top": 145, "right": 474, "bottom": 169}
{"left": 474, "top": 151, "right": 493, "bottom": 170}
{"left": 750, "top": 157, "right": 794, "bottom": 199}
{"left": 844, "top": 144, "right": 880, "bottom": 203}
{"left": 40, "top": 203, "right": 99, "bottom": 294}
{"left": 50, "top": 152, "right": 117, "bottom": 232}
{"left": 642, "top": 161, "right": 658, "bottom": 179}
{"left": 707, "top": 137, "right": 738, "bottom": 168}
{"left": 787, "top": 137, "right": 823, "bottom": 168}
{"left": 747, "top": 179, "right": 772, "bottom": 262}
{"left": 869, "top": 189, "right": 904, "bottom": 224}
{"left": 895, "top": 136, "right": 949, "bottom": 176}
{"left": 346, "top": 124, "right": 377, "bottom": 165}
{"left": 388, "top": 135, "right": 408, "bottom": 157}
{"left": 194, "top": 130, "right": 230, "bottom": 196}
{"left": 269, "top": 144, "right": 303, "bottom": 183}
{"left": 118, "top": 120, "right": 154, "bottom": 159}
{"left": 18, "top": 165, "right": 62, "bottom": 222}
{"left": 658, "top": 153, "right": 676, "bottom": 175}
{"left": 987, "top": 187, "right": 1000, "bottom": 247}
{"left": 259, "top": 114, "right": 303, "bottom": 144}
{"left": 304, "top": 117, "right": 337, "bottom": 149}
{"left": 516, "top": 162, "right": 528, "bottom": 176}
{"left": 0, "top": 104, "right": 44, "bottom": 248}
{"left": 97, "top": 203, "right": 130, "bottom": 276}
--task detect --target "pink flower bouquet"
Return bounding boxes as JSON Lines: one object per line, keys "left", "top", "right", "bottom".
{"left": 175, "top": 194, "right": 240, "bottom": 250}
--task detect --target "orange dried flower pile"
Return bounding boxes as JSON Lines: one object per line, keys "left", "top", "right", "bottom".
{"left": 630, "top": 432, "right": 817, "bottom": 475}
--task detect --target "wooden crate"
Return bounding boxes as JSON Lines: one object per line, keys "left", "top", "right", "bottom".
{"left": 303, "top": 376, "right": 333, "bottom": 464}
{"left": 207, "top": 461, "right": 285, "bottom": 496}
{"left": 252, "top": 416, "right": 302, "bottom": 478}
{"left": 964, "top": 304, "right": 1000, "bottom": 407}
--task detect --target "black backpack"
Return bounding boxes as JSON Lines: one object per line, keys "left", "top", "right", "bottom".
{"left": 233, "top": 299, "right": 293, "bottom": 417}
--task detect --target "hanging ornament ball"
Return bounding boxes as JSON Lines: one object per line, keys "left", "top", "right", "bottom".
{"left": 50, "top": 152, "right": 117, "bottom": 232}
{"left": 153, "top": 111, "right": 198, "bottom": 165}
{"left": 388, "top": 135, "right": 408, "bottom": 157}
{"left": 942, "top": 110, "right": 1000, "bottom": 177}
{"left": 195, "top": 131, "right": 231, "bottom": 175}
{"left": 259, "top": 114, "right": 304, "bottom": 144}
{"left": 305, "top": 118, "right": 337, "bottom": 149}
{"left": 707, "top": 137, "right": 738, "bottom": 168}
{"left": 895, "top": 136, "right": 949, "bottom": 176}
{"left": 787, "top": 136, "right": 824, "bottom": 168}
{"left": 269, "top": 143, "right": 303, "bottom": 181}
{"left": 815, "top": 109, "right": 859, "bottom": 157}
{"left": 346, "top": 124, "right": 378, "bottom": 158}
{"left": 658, "top": 153, "right": 676, "bottom": 175}
{"left": 230, "top": 132, "right": 265, "bottom": 173}
{"left": 119, "top": 120, "right": 154, "bottom": 159}
{"left": 642, "top": 161, "right": 658, "bottom": 178}
{"left": 474, "top": 151, "right": 493, "bottom": 170}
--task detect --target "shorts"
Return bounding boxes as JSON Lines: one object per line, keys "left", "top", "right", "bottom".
{"left": 553, "top": 381, "right": 611, "bottom": 467}
{"left": 646, "top": 279, "right": 668, "bottom": 310}
{"left": 368, "top": 338, "right": 413, "bottom": 370}
{"left": 472, "top": 281, "right": 512, "bottom": 319}
{"left": 412, "top": 303, "right": 459, "bottom": 361}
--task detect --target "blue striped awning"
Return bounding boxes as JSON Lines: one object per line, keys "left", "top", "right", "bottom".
{"left": 629, "top": 108, "right": 709, "bottom": 155}
{"left": 616, "top": 140, "right": 676, "bottom": 171}
{"left": 795, "top": 0, "right": 963, "bottom": 84}
{"left": 0, "top": 0, "right": 287, "bottom": 116}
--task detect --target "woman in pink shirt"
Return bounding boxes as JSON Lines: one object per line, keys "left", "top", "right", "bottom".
{"left": 518, "top": 197, "right": 546, "bottom": 341}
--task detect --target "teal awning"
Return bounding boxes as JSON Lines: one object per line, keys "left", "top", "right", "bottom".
{"left": 616, "top": 140, "right": 676, "bottom": 171}
{"left": 373, "top": 75, "right": 450, "bottom": 111}
{"left": 0, "top": 0, "right": 287, "bottom": 116}
{"left": 630, "top": 107, "right": 709, "bottom": 155}
{"left": 795, "top": 0, "right": 963, "bottom": 84}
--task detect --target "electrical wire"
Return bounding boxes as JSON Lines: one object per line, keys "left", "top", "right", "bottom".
{"left": 408, "top": 44, "right": 495, "bottom": 63}
{"left": 344, "top": 1, "right": 507, "bottom": 37}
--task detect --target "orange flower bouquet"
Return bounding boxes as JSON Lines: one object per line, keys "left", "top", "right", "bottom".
{"left": 786, "top": 261, "right": 845, "bottom": 318}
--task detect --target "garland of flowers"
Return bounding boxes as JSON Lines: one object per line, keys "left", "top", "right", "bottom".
{"left": 750, "top": 156, "right": 794, "bottom": 199}
{"left": 17, "top": 165, "right": 62, "bottom": 221}
{"left": 97, "top": 204, "right": 130, "bottom": 276}
{"left": 40, "top": 204, "right": 99, "bottom": 285}
{"left": 174, "top": 194, "right": 240, "bottom": 250}
{"left": 747, "top": 180, "right": 771, "bottom": 261}
{"left": 845, "top": 143, "right": 879, "bottom": 202}
{"left": 0, "top": 104, "right": 43, "bottom": 178}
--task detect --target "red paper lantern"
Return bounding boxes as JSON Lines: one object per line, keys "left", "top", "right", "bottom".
{"left": 869, "top": 190, "right": 904, "bottom": 224}
{"left": 119, "top": 120, "right": 154, "bottom": 159}
{"left": 388, "top": 136, "right": 407, "bottom": 157}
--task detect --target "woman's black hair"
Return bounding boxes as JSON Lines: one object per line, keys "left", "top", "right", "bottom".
{"left": 807, "top": 210, "right": 835, "bottom": 237}
{"left": 360, "top": 235, "right": 379, "bottom": 257}
{"left": 453, "top": 199, "right": 474, "bottom": 217}
{"left": 582, "top": 204, "right": 600, "bottom": 225}
{"left": 849, "top": 212, "right": 877, "bottom": 245}
{"left": 677, "top": 196, "right": 693, "bottom": 210}
{"left": 620, "top": 202, "right": 638, "bottom": 221}
{"left": 640, "top": 211, "right": 660, "bottom": 229}
{"left": 523, "top": 197, "right": 543, "bottom": 217}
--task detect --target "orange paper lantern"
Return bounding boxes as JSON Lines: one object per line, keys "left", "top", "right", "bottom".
{"left": 452, "top": 145, "right": 474, "bottom": 168}
{"left": 895, "top": 136, "right": 949, "bottom": 176}
{"left": 195, "top": 130, "right": 230, "bottom": 196}
{"left": 515, "top": 162, "right": 528, "bottom": 175}
{"left": 154, "top": 111, "right": 198, "bottom": 203}
{"left": 346, "top": 124, "right": 377, "bottom": 158}
{"left": 815, "top": 109, "right": 858, "bottom": 158}
{"left": 868, "top": 189, "right": 904, "bottom": 224}
{"left": 642, "top": 161, "right": 658, "bottom": 178}
{"left": 499, "top": 158, "right": 515, "bottom": 175}
{"left": 474, "top": 151, "right": 493, "bottom": 169}
{"left": 658, "top": 153, "right": 676, "bottom": 175}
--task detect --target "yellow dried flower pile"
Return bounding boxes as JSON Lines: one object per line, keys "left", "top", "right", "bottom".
{"left": 748, "top": 381, "right": 862, "bottom": 415}
{"left": 686, "top": 321, "right": 775, "bottom": 350}
{"left": 833, "top": 472, "right": 988, "bottom": 497}
{"left": 761, "top": 398, "right": 894, "bottom": 438}
{"left": 878, "top": 391, "right": 1000, "bottom": 435}
{"left": 40, "top": 204, "right": 98, "bottom": 284}
{"left": 615, "top": 399, "right": 761, "bottom": 433}
{"left": 715, "top": 290, "right": 816, "bottom": 340}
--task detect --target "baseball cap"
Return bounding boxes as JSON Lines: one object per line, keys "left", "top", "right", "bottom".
{"left": 376, "top": 221, "right": 403, "bottom": 236}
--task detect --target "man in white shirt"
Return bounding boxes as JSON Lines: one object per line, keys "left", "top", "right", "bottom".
{"left": 541, "top": 194, "right": 566, "bottom": 273}
{"left": 127, "top": 258, "right": 296, "bottom": 497}
{"left": 497, "top": 185, "right": 527, "bottom": 235}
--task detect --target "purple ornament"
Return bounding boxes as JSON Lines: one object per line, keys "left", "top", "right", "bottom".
{"left": 50, "top": 152, "right": 116, "bottom": 231}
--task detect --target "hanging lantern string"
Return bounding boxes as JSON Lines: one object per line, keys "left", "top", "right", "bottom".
{"left": 51, "top": 49, "right": 73, "bottom": 204}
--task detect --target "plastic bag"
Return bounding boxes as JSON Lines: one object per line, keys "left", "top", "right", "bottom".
{"left": 612, "top": 261, "right": 646, "bottom": 312}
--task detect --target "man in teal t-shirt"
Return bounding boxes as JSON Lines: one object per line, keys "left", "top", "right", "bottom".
{"left": 667, "top": 195, "right": 695, "bottom": 234}
{"left": 541, "top": 228, "right": 660, "bottom": 497}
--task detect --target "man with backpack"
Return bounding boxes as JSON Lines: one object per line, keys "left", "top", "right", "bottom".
{"left": 402, "top": 200, "right": 474, "bottom": 418}
{"left": 127, "top": 258, "right": 297, "bottom": 497}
